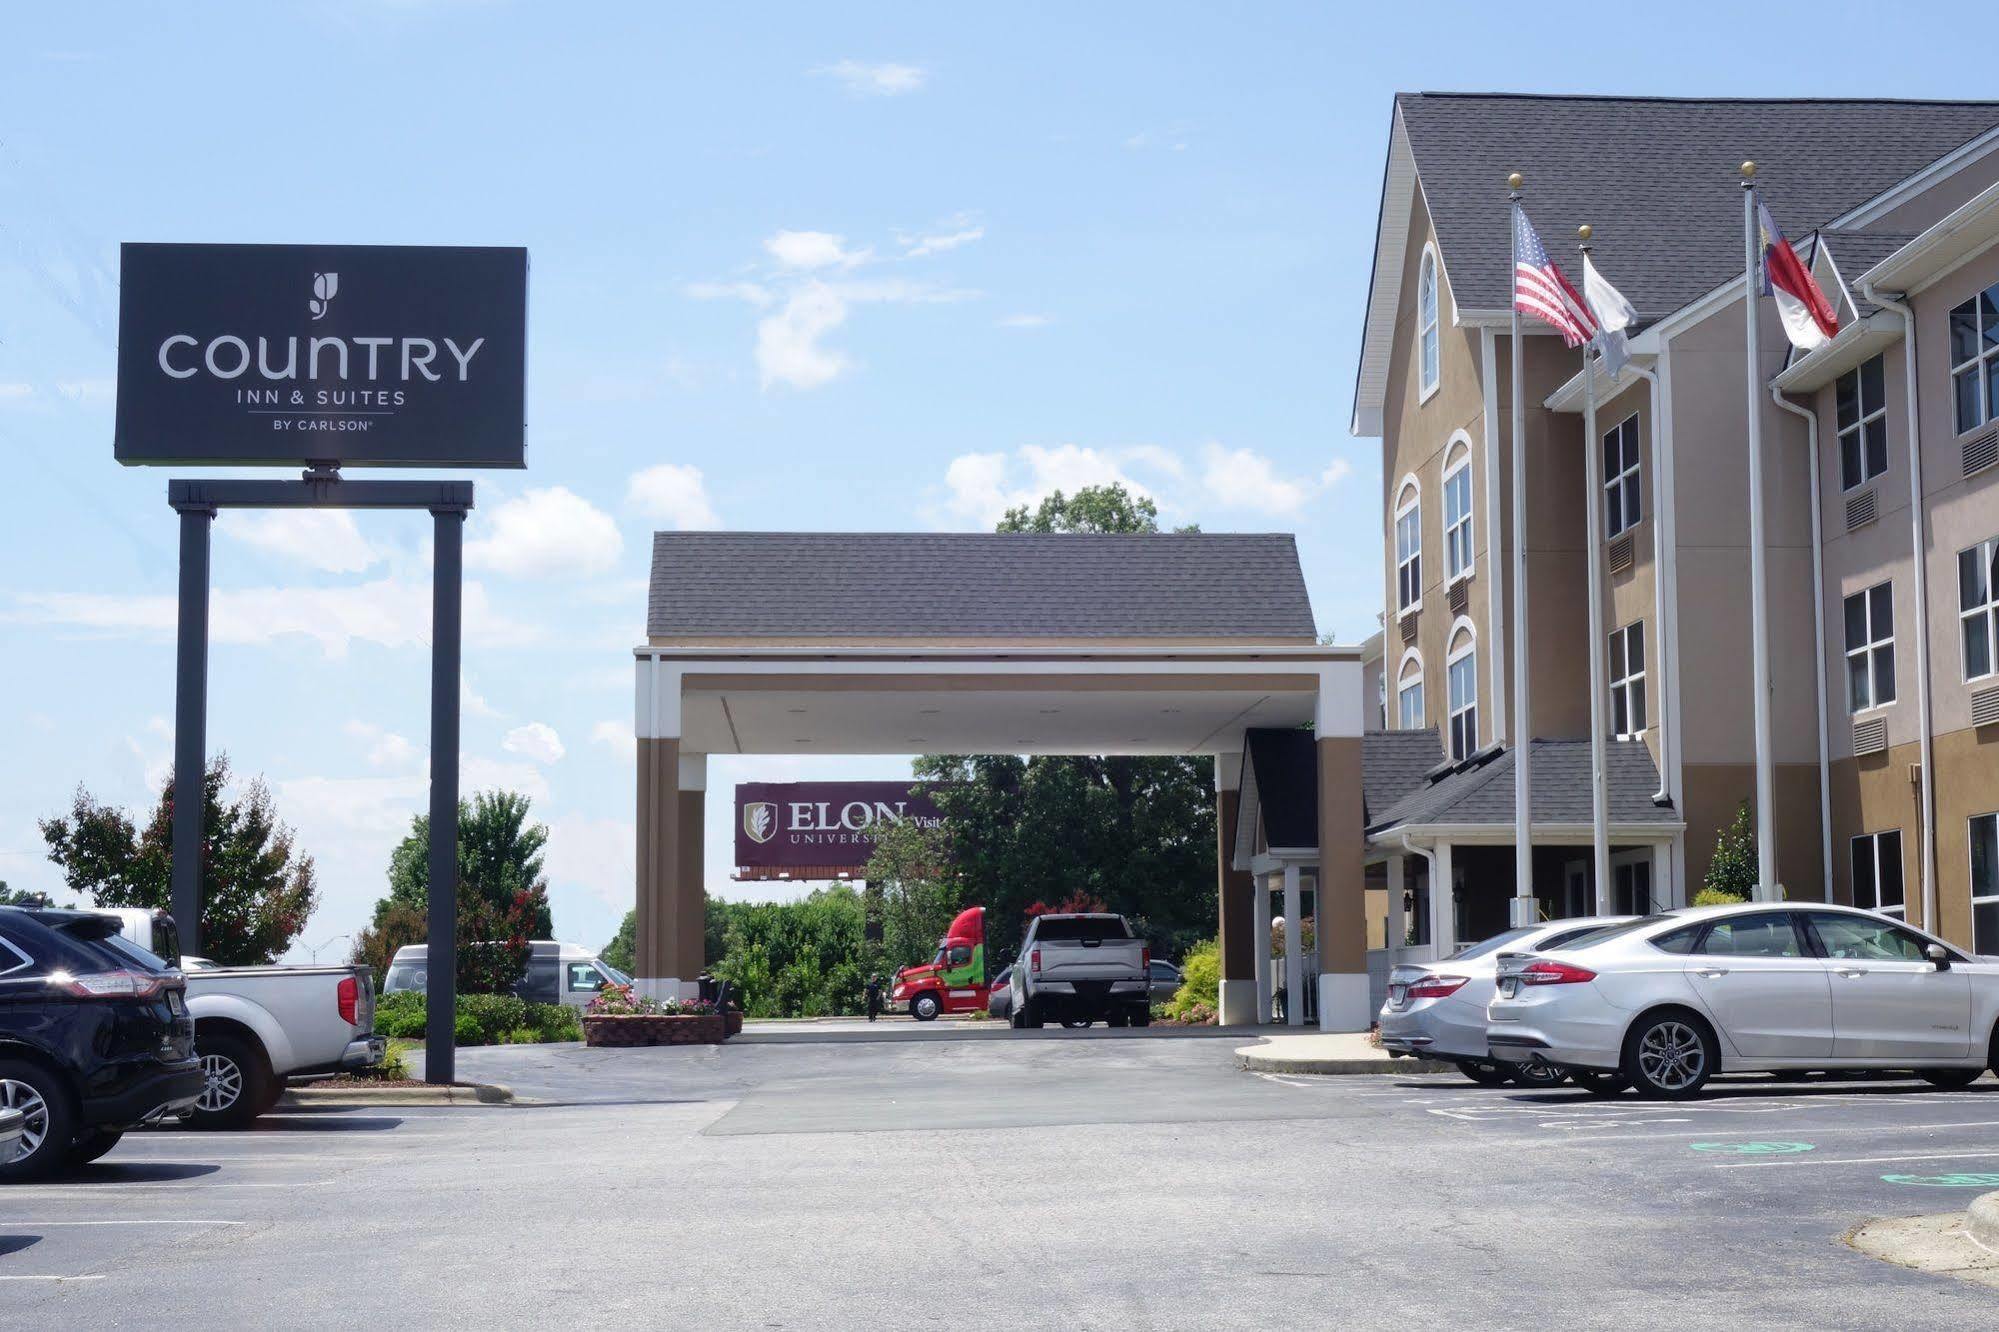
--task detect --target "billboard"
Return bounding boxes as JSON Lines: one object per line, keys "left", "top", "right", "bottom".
{"left": 734, "top": 781, "right": 946, "bottom": 874}
{"left": 114, "top": 243, "right": 527, "bottom": 468}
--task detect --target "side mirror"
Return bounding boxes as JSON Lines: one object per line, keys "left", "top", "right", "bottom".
{"left": 1926, "top": 943, "right": 1951, "bottom": 971}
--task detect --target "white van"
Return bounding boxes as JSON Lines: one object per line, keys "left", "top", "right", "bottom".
{"left": 382, "top": 941, "right": 630, "bottom": 1010}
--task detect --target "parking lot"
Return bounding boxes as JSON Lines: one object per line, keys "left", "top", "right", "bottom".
{"left": 4, "top": 1034, "right": 1997, "bottom": 1326}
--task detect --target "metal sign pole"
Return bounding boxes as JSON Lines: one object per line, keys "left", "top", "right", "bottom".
{"left": 169, "top": 500, "right": 215, "bottom": 956}
{"left": 426, "top": 507, "right": 464, "bottom": 1086}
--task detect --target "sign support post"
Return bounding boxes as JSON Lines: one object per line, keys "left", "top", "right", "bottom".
{"left": 426, "top": 506, "right": 463, "bottom": 1086}
{"left": 170, "top": 501, "right": 215, "bottom": 956}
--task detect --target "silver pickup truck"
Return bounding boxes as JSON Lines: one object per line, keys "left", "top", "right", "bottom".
{"left": 1007, "top": 913, "right": 1153, "bottom": 1029}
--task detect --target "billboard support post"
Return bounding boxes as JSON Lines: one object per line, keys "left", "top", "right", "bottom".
{"left": 165, "top": 476, "right": 473, "bottom": 1084}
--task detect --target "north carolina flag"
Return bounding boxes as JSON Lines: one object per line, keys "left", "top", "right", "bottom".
{"left": 1756, "top": 200, "right": 1839, "bottom": 351}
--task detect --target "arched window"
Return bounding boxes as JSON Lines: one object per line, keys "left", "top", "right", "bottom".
{"left": 1397, "top": 649, "right": 1425, "bottom": 731}
{"left": 1394, "top": 477, "right": 1422, "bottom": 615}
{"left": 1446, "top": 621, "right": 1478, "bottom": 761}
{"left": 1442, "top": 434, "right": 1474, "bottom": 581}
{"left": 1418, "top": 247, "right": 1440, "bottom": 398}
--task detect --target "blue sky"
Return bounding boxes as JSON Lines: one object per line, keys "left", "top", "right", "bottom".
{"left": 5, "top": 1, "right": 1995, "bottom": 958}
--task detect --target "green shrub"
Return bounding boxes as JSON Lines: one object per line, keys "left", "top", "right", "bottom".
{"left": 459, "top": 992, "right": 527, "bottom": 1044}
{"left": 352, "top": 1038, "right": 412, "bottom": 1080}
{"left": 375, "top": 991, "right": 426, "bottom": 1039}
{"left": 526, "top": 1003, "right": 580, "bottom": 1042}
{"left": 1692, "top": 886, "right": 1748, "bottom": 906}
{"left": 1169, "top": 939, "right": 1220, "bottom": 1020}
{"left": 500, "top": 1027, "right": 540, "bottom": 1045}
{"left": 453, "top": 1012, "right": 481, "bottom": 1044}
{"left": 371, "top": 989, "right": 580, "bottom": 1046}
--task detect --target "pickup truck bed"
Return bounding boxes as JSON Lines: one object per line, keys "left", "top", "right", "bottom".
{"left": 1010, "top": 913, "right": 1152, "bottom": 1028}
{"left": 183, "top": 962, "right": 383, "bottom": 1129}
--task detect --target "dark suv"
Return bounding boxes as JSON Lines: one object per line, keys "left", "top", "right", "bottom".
{"left": 1, "top": 905, "right": 202, "bottom": 1181}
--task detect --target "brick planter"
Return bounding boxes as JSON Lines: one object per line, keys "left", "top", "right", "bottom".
{"left": 582, "top": 1013, "right": 725, "bottom": 1047}
{"left": 725, "top": 1010, "right": 744, "bottom": 1038}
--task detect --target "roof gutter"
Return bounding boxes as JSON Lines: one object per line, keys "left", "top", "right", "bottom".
{"left": 1768, "top": 382, "right": 1835, "bottom": 903}
{"left": 1856, "top": 277, "right": 1940, "bottom": 935}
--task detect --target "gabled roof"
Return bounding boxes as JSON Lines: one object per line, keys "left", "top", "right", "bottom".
{"left": 1367, "top": 738, "right": 1676, "bottom": 836}
{"left": 1234, "top": 727, "right": 1441, "bottom": 857}
{"left": 1818, "top": 229, "right": 1918, "bottom": 319}
{"left": 646, "top": 532, "right": 1319, "bottom": 641}
{"left": 1354, "top": 93, "right": 1999, "bottom": 435}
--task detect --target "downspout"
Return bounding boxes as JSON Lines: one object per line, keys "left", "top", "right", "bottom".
{"left": 1770, "top": 383, "right": 1835, "bottom": 902}
{"left": 1859, "top": 280, "right": 1939, "bottom": 934}
{"left": 1626, "top": 362, "right": 1673, "bottom": 806}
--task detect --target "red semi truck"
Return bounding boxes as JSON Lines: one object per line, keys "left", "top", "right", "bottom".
{"left": 889, "top": 906, "right": 991, "bottom": 1020}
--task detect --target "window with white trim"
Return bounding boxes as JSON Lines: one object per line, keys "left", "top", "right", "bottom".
{"left": 1844, "top": 582, "right": 1896, "bottom": 712}
{"left": 1418, "top": 250, "right": 1439, "bottom": 397}
{"left": 1851, "top": 829, "right": 1905, "bottom": 920}
{"left": 1949, "top": 283, "right": 1999, "bottom": 435}
{"left": 1442, "top": 445, "right": 1473, "bottom": 581}
{"left": 1397, "top": 652, "right": 1425, "bottom": 731}
{"left": 1602, "top": 414, "right": 1641, "bottom": 538}
{"left": 1972, "top": 812, "right": 1998, "bottom": 955}
{"left": 1835, "top": 355, "right": 1888, "bottom": 491}
{"left": 1445, "top": 625, "right": 1477, "bottom": 761}
{"left": 1608, "top": 621, "right": 1646, "bottom": 739}
{"left": 1394, "top": 483, "right": 1422, "bottom": 614}
{"left": 1961, "top": 537, "right": 1999, "bottom": 682}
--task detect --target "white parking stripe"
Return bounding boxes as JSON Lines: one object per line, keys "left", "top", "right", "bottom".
{"left": 1714, "top": 1149, "right": 1999, "bottom": 1170}
{"left": 0, "top": 1276, "right": 107, "bottom": 1282}
{"left": 0, "top": 1220, "right": 248, "bottom": 1227}
{"left": 2, "top": 1180, "right": 334, "bottom": 1193}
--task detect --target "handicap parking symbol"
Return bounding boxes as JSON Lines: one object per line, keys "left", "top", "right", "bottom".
{"left": 1881, "top": 1172, "right": 1999, "bottom": 1188}
{"left": 1689, "top": 1141, "right": 1815, "bottom": 1154}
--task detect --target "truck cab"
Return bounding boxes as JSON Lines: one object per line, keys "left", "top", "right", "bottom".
{"left": 890, "top": 906, "right": 990, "bottom": 1021}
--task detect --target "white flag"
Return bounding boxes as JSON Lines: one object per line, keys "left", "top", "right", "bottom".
{"left": 1583, "top": 254, "right": 1637, "bottom": 375}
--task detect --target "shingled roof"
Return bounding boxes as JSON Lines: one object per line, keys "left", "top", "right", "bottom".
{"left": 1818, "top": 229, "right": 1920, "bottom": 318}
{"left": 1398, "top": 93, "right": 1999, "bottom": 318}
{"left": 646, "top": 532, "right": 1319, "bottom": 640}
{"left": 1367, "top": 738, "right": 1677, "bottom": 836}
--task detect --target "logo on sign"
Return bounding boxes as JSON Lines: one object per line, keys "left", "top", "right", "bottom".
{"left": 743, "top": 802, "right": 777, "bottom": 844}
{"left": 309, "top": 272, "right": 339, "bottom": 321}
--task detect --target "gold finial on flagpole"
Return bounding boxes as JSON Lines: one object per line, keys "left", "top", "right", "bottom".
{"left": 1507, "top": 171, "right": 1524, "bottom": 192}
{"left": 1740, "top": 160, "right": 1757, "bottom": 181}
{"left": 1577, "top": 224, "right": 1593, "bottom": 244}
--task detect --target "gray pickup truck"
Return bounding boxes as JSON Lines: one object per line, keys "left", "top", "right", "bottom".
{"left": 1007, "top": 913, "right": 1152, "bottom": 1029}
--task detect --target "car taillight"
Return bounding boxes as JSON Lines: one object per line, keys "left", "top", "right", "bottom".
{"left": 1141, "top": 945, "right": 1151, "bottom": 972}
{"left": 1406, "top": 974, "right": 1469, "bottom": 999}
{"left": 1520, "top": 961, "right": 1597, "bottom": 985}
{"left": 338, "top": 975, "right": 359, "bottom": 1026}
{"left": 1030, "top": 949, "right": 1041, "bottom": 975}
{"left": 56, "top": 969, "right": 167, "bottom": 999}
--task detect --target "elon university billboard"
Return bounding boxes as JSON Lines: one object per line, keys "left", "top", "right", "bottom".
{"left": 734, "top": 782, "right": 946, "bottom": 873}
{"left": 114, "top": 243, "right": 527, "bottom": 468}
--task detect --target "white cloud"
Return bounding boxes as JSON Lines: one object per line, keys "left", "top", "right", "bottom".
{"left": 997, "top": 313, "right": 1051, "bottom": 329}
{"left": 465, "top": 486, "right": 623, "bottom": 579}
{"left": 461, "top": 756, "right": 549, "bottom": 803}
{"left": 462, "top": 679, "right": 500, "bottom": 719}
{"left": 756, "top": 281, "right": 852, "bottom": 391}
{"left": 12, "top": 578, "right": 534, "bottom": 658}
{"left": 627, "top": 463, "right": 720, "bottom": 530}
{"left": 219, "top": 510, "right": 379, "bottom": 574}
{"left": 543, "top": 813, "right": 636, "bottom": 913}
{"left": 502, "top": 721, "right": 565, "bottom": 765}
{"left": 764, "top": 230, "right": 870, "bottom": 272}
{"left": 345, "top": 720, "right": 422, "bottom": 770}
{"left": 590, "top": 719, "right": 636, "bottom": 759}
{"left": 686, "top": 280, "right": 776, "bottom": 308}
{"left": 127, "top": 716, "right": 174, "bottom": 793}
{"left": 814, "top": 59, "right": 927, "bottom": 97}
{"left": 931, "top": 441, "right": 1339, "bottom": 529}
{"left": 1199, "top": 444, "right": 1315, "bottom": 516}
{"left": 0, "top": 382, "right": 37, "bottom": 402}
{"left": 903, "top": 226, "right": 983, "bottom": 258}
{"left": 1321, "top": 458, "right": 1355, "bottom": 487}
{"left": 936, "top": 444, "right": 1149, "bottom": 528}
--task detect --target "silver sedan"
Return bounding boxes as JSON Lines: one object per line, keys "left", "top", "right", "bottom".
{"left": 1379, "top": 917, "right": 1631, "bottom": 1088}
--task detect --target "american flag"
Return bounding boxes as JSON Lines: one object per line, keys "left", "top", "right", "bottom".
{"left": 1513, "top": 205, "right": 1597, "bottom": 348}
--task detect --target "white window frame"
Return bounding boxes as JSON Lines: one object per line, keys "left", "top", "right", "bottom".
{"left": 1442, "top": 436, "right": 1474, "bottom": 584}
{"left": 1948, "top": 282, "right": 1999, "bottom": 436}
{"left": 1835, "top": 354, "right": 1889, "bottom": 492}
{"left": 0, "top": 935, "right": 30, "bottom": 979}
{"left": 1603, "top": 413, "right": 1641, "bottom": 539}
{"left": 1850, "top": 829, "right": 1906, "bottom": 920}
{"left": 1396, "top": 648, "right": 1425, "bottom": 731}
{"left": 1844, "top": 580, "right": 1896, "bottom": 714}
{"left": 1445, "top": 620, "right": 1478, "bottom": 761}
{"left": 1394, "top": 477, "right": 1422, "bottom": 617}
{"left": 1608, "top": 621, "right": 1647, "bottom": 740}
{"left": 1417, "top": 246, "right": 1441, "bottom": 402}
{"left": 1961, "top": 536, "right": 1999, "bottom": 683}
{"left": 1971, "top": 811, "right": 1999, "bottom": 955}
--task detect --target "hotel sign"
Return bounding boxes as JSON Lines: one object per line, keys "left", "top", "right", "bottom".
{"left": 114, "top": 242, "right": 527, "bottom": 468}
{"left": 734, "top": 781, "right": 947, "bottom": 872}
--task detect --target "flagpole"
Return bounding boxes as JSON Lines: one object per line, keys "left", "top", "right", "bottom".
{"left": 1741, "top": 159, "right": 1779, "bottom": 900}
{"left": 1579, "top": 225, "right": 1611, "bottom": 915}
{"left": 1508, "top": 172, "right": 1535, "bottom": 929}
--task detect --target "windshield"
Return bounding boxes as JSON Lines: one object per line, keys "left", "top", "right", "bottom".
{"left": 1448, "top": 926, "right": 1536, "bottom": 961}
{"left": 599, "top": 961, "right": 631, "bottom": 986}
{"left": 1551, "top": 915, "right": 1678, "bottom": 951}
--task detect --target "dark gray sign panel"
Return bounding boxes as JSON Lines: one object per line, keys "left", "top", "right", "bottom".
{"left": 115, "top": 243, "right": 527, "bottom": 468}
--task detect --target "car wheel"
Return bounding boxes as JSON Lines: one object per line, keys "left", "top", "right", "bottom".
{"left": 0, "top": 1059, "right": 78, "bottom": 1183}
{"left": 65, "top": 1128, "right": 124, "bottom": 1167}
{"left": 1570, "top": 1070, "right": 1628, "bottom": 1097}
{"left": 190, "top": 1033, "right": 270, "bottom": 1130}
{"left": 910, "top": 993, "right": 941, "bottom": 1022}
{"left": 1917, "top": 1068, "right": 1984, "bottom": 1089}
{"left": 1508, "top": 1061, "right": 1570, "bottom": 1089}
{"left": 1621, "top": 1011, "right": 1716, "bottom": 1100}
{"left": 1061, "top": 1018, "right": 1092, "bottom": 1030}
{"left": 1455, "top": 1060, "right": 1512, "bottom": 1087}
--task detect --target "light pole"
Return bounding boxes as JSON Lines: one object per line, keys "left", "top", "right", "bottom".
{"left": 307, "top": 934, "right": 353, "bottom": 964}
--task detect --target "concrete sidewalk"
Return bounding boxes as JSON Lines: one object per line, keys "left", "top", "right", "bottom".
{"left": 1235, "top": 1031, "right": 1453, "bottom": 1075}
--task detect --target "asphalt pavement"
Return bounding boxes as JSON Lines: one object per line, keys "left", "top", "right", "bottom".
{"left": 4, "top": 1032, "right": 1998, "bottom": 1327}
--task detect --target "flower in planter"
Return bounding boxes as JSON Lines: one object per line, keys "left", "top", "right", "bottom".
{"left": 585, "top": 984, "right": 719, "bottom": 1018}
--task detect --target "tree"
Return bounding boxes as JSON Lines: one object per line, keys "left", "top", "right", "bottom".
{"left": 600, "top": 896, "right": 732, "bottom": 978}
{"left": 602, "top": 910, "right": 636, "bottom": 976}
{"left": 706, "top": 886, "right": 869, "bottom": 1018}
{"left": 39, "top": 756, "right": 318, "bottom": 965}
{"left": 351, "top": 790, "right": 555, "bottom": 992}
{"left": 0, "top": 881, "right": 52, "bottom": 907}
{"left": 861, "top": 817, "right": 964, "bottom": 975}
{"left": 996, "top": 481, "right": 1198, "bottom": 535}
{"left": 1698, "top": 802, "right": 1757, "bottom": 904}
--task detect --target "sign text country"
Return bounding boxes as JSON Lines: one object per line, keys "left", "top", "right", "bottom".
{"left": 115, "top": 243, "right": 527, "bottom": 469}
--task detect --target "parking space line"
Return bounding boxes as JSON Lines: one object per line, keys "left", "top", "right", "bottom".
{"left": 0, "top": 1220, "right": 247, "bottom": 1226}
{"left": 1714, "top": 1149, "right": 1999, "bottom": 1170}
{"left": 1, "top": 1180, "right": 335, "bottom": 1193}
{"left": 0, "top": 1275, "right": 107, "bottom": 1282}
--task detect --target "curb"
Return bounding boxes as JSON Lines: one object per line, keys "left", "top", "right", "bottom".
{"left": 1970, "top": 1191, "right": 1999, "bottom": 1254}
{"left": 283, "top": 1081, "right": 517, "bottom": 1107}
{"left": 1235, "top": 1046, "right": 1455, "bottom": 1076}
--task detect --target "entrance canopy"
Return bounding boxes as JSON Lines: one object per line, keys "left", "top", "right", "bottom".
{"left": 630, "top": 531, "right": 1371, "bottom": 1031}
